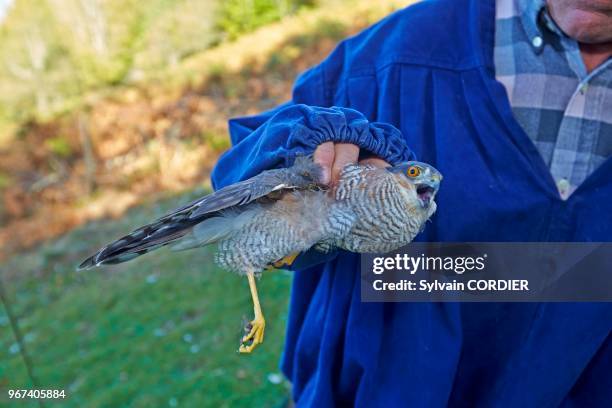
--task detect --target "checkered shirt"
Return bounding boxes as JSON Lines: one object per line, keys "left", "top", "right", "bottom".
{"left": 494, "top": 0, "right": 612, "bottom": 199}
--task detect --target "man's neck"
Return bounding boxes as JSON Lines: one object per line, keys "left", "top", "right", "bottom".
{"left": 579, "top": 42, "right": 612, "bottom": 73}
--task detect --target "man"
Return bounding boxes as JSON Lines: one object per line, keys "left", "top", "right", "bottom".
{"left": 212, "top": 0, "right": 612, "bottom": 406}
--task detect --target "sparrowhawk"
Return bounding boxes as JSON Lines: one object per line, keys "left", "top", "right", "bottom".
{"left": 79, "top": 156, "right": 442, "bottom": 352}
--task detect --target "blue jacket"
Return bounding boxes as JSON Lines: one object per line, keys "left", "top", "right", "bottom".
{"left": 212, "top": 0, "right": 612, "bottom": 406}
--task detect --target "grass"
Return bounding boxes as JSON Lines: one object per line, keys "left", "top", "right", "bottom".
{"left": 0, "top": 188, "right": 293, "bottom": 407}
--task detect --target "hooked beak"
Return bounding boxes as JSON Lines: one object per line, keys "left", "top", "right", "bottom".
{"left": 416, "top": 174, "right": 441, "bottom": 207}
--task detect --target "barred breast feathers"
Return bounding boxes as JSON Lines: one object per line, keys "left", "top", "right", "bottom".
{"left": 333, "top": 164, "right": 429, "bottom": 253}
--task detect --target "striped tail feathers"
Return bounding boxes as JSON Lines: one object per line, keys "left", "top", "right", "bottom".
{"left": 78, "top": 217, "right": 194, "bottom": 270}
{"left": 77, "top": 207, "right": 256, "bottom": 270}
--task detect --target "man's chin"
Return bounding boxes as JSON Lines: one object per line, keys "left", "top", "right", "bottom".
{"left": 549, "top": 5, "right": 612, "bottom": 43}
{"left": 567, "top": 18, "right": 612, "bottom": 44}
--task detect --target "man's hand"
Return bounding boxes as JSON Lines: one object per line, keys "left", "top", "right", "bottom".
{"left": 314, "top": 141, "right": 390, "bottom": 186}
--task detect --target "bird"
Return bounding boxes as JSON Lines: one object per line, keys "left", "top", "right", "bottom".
{"left": 79, "top": 156, "right": 442, "bottom": 353}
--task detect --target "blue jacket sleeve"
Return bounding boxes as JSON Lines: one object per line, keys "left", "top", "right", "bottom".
{"left": 211, "top": 103, "right": 412, "bottom": 189}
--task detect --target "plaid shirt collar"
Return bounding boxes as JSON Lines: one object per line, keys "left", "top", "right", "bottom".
{"left": 516, "top": 0, "right": 610, "bottom": 79}
{"left": 517, "top": 0, "right": 546, "bottom": 45}
{"left": 517, "top": 0, "right": 567, "bottom": 40}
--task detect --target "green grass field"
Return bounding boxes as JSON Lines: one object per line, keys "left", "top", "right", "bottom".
{"left": 0, "top": 188, "right": 293, "bottom": 407}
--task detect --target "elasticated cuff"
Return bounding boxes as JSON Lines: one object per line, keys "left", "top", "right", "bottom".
{"left": 283, "top": 104, "right": 414, "bottom": 165}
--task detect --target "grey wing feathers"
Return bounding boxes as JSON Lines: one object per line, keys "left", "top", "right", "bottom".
{"left": 170, "top": 155, "right": 323, "bottom": 220}
{"left": 78, "top": 156, "right": 324, "bottom": 269}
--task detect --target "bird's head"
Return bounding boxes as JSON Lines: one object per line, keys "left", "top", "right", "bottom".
{"left": 388, "top": 161, "right": 442, "bottom": 210}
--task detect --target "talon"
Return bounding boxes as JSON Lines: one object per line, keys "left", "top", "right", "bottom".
{"left": 239, "top": 317, "right": 265, "bottom": 353}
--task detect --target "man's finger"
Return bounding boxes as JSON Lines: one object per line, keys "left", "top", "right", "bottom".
{"left": 314, "top": 141, "right": 335, "bottom": 185}
{"left": 331, "top": 143, "right": 360, "bottom": 184}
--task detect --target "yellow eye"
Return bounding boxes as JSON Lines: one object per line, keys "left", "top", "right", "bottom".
{"left": 406, "top": 166, "right": 421, "bottom": 177}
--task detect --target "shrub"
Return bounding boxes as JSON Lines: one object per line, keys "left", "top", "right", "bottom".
{"left": 216, "top": 0, "right": 316, "bottom": 40}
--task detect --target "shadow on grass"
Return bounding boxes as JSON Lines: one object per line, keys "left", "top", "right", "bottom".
{"left": 0, "top": 188, "right": 293, "bottom": 407}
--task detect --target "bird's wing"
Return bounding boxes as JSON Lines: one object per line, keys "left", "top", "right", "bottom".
{"left": 170, "top": 158, "right": 324, "bottom": 222}
{"left": 78, "top": 156, "right": 325, "bottom": 269}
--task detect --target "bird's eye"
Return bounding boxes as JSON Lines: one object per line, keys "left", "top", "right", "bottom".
{"left": 406, "top": 166, "right": 421, "bottom": 177}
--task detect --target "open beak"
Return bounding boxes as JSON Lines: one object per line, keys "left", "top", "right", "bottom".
{"left": 416, "top": 183, "right": 436, "bottom": 206}
{"left": 416, "top": 174, "right": 441, "bottom": 207}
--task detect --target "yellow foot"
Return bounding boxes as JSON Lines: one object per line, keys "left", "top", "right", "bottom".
{"left": 239, "top": 317, "right": 265, "bottom": 353}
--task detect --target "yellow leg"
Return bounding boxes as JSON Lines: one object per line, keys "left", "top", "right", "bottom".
{"left": 239, "top": 271, "right": 266, "bottom": 353}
